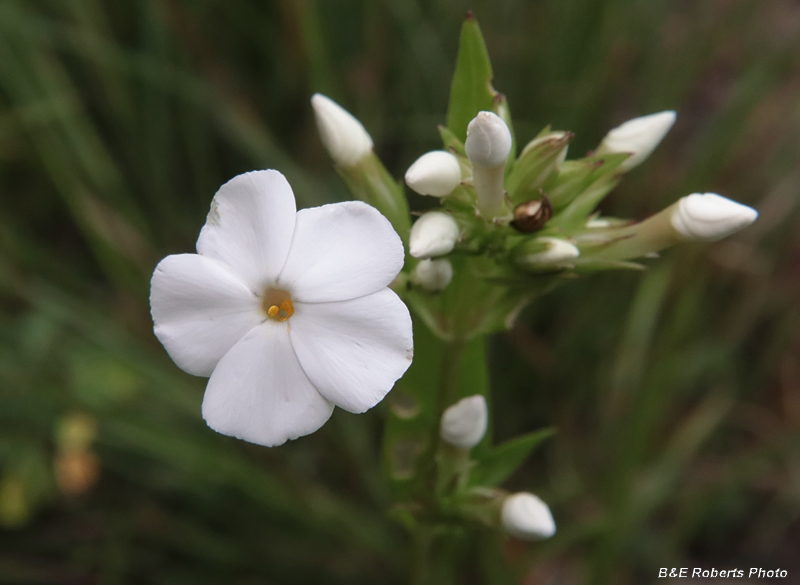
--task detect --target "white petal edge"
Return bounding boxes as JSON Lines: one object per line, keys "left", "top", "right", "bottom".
{"left": 150, "top": 254, "right": 262, "bottom": 377}
{"left": 277, "top": 201, "right": 404, "bottom": 303}
{"left": 289, "top": 288, "right": 413, "bottom": 414}
{"left": 201, "top": 321, "right": 334, "bottom": 447}
{"left": 196, "top": 170, "right": 297, "bottom": 293}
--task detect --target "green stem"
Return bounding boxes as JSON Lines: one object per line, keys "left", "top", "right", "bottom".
{"left": 411, "top": 525, "right": 435, "bottom": 585}
{"left": 425, "top": 338, "right": 467, "bottom": 493}
{"left": 436, "top": 338, "right": 467, "bottom": 428}
{"left": 410, "top": 524, "right": 461, "bottom": 585}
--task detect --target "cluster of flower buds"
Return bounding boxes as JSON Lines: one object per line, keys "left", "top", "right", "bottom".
{"left": 310, "top": 91, "right": 758, "bottom": 337}
{"left": 396, "top": 106, "right": 757, "bottom": 281}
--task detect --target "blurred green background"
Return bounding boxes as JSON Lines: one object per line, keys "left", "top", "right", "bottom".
{"left": 1, "top": 1, "right": 799, "bottom": 583}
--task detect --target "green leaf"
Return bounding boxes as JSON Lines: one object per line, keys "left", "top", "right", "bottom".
{"left": 470, "top": 428, "right": 555, "bottom": 487}
{"left": 446, "top": 15, "right": 497, "bottom": 142}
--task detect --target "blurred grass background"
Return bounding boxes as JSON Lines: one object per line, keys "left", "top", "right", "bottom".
{"left": 1, "top": 0, "right": 799, "bottom": 583}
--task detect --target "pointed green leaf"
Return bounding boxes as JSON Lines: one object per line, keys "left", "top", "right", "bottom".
{"left": 469, "top": 428, "right": 555, "bottom": 487}
{"left": 446, "top": 15, "right": 497, "bottom": 142}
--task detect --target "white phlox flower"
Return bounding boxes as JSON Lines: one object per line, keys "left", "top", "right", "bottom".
{"left": 150, "top": 170, "right": 413, "bottom": 447}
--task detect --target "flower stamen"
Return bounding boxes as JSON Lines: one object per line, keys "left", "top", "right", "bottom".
{"left": 261, "top": 289, "right": 294, "bottom": 322}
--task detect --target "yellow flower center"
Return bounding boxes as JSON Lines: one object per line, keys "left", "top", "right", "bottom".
{"left": 261, "top": 288, "right": 294, "bottom": 322}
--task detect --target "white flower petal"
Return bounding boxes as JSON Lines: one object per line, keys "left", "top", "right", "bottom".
{"left": 278, "top": 201, "right": 404, "bottom": 303}
{"left": 196, "top": 170, "right": 297, "bottom": 292}
{"left": 202, "top": 322, "right": 334, "bottom": 447}
{"left": 150, "top": 254, "right": 262, "bottom": 377}
{"left": 289, "top": 289, "right": 413, "bottom": 413}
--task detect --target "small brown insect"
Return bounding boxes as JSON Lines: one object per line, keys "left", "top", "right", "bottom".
{"left": 510, "top": 195, "right": 553, "bottom": 232}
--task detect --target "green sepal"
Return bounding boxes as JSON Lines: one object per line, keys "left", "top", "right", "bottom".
{"left": 545, "top": 152, "right": 628, "bottom": 231}
{"left": 544, "top": 151, "right": 629, "bottom": 213}
{"left": 446, "top": 15, "right": 497, "bottom": 142}
{"left": 469, "top": 428, "right": 555, "bottom": 488}
{"left": 439, "top": 125, "right": 466, "bottom": 156}
{"left": 544, "top": 158, "right": 604, "bottom": 210}
{"left": 572, "top": 258, "right": 648, "bottom": 272}
{"left": 549, "top": 173, "right": 624, "bottom": 231}
{"left": 492, "top": 93, "right": 517, "bottom": 177}
{"left": 506, "top": 133, "right": 573, "bottom": 205}
{"left": 337, "top": 152, "right": 412, "bottom": 246}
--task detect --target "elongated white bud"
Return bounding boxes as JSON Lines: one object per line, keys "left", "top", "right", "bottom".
{"left": 311, "top": 93, "right": 373, "bottom": 167}
{"left": 466, "top": 111, "right": 513, "bottom": 167}
{"left": 466, "top": 112, "right": 512, "bottom": 218}
{"left": 596, "top": 111, "right": 676, "bottom": 172}
{"left": 516, "top": 237, "right": 580, "bottom": 268}
{"left": 440, "top": 395, "right": 488, "bottom": 449}
{"left": 501, "top": 492, "right": 556, "bottom": 540}
{"left": 405, "top": 151, "right": 462, "bottom": 197}
{"left": 671, "top": 192, "right": 758, "bottom": 242}
{"left": 409, "top": 212, "right": 459, "bottom": 259}
{"left": 581, "top": 192, "right": 757, "bottom": 262}
{"left": 413, "top": 258, "right": 453, "bottom": 292}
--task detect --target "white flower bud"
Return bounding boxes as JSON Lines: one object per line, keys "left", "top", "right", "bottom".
{"left": 465, "top": 111, "right": 513, "bottom": 168}
{"left": 440, "top": 395, "right": 487, "bottom": 449}
{"left": 405, "top": 151, "right": 462, "bottom": 197}
{"left": 501, "top": 492, "right": 556, "bottom": 540}
{"left": 596, "top": 111, "right": 676, "bottom": 172}
{"left": 517, "top": 237, "right": 580, "bottom": 268}
{"left": 413, "top": 258, "right": 453, "bottom": 292}
{"left": 465, "top": 111, "right": 512, "bottom": 219}
{"left": 409, "top": 212, "right": 459, "bottom": 259}
{"left": 671, "top": 192, "right": 758, "bottom": 242}
{"left": 311, "top": 93, "right": 373, "bottom": 167}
